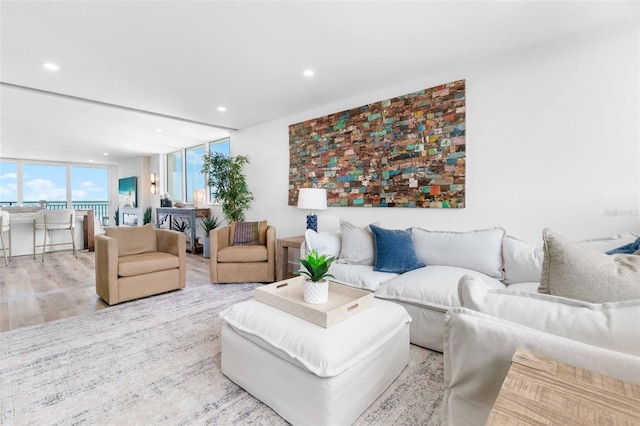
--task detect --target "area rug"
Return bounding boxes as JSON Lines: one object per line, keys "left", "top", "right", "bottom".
{"left": 0, "top": 283, "right": 444, "bottom": 425}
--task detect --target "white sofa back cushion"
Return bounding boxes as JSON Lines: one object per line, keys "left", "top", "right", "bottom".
{"left": 412, "top": 227, "right": 505, "bottom": 278}
{"left": 459, "top": 274, "right": 640, "bottom": 356}
{"left": 304, "top": 229, "right": 341, "bottom": 259}
{"left": 501, "top": 235, "right": 543, "bottom": 284}
{"left": 336, "top": 218, "right": 377, "bottom": 266}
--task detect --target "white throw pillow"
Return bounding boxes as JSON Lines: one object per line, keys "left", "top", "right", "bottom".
{"left": 304, "top": 229, "right": 341, "bottom": 259}
{"left": 219, "top": 299, "right": 411, "bottom": 377}
{"left": 459, "top": 274, "right": 640, "bottom": 356}
{"left": 501, "top": 235, "right": 543, "bottom": 284}
{"left": 539, "top": 229, "right": 640, "bottom": 302}
{"left": 336, "top": 218, "right": 377, "bottom": 265}
{"left": 412, "top": 227, "right": 505, "bottom": 278}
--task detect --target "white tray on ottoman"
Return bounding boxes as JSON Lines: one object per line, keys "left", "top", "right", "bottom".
{"left": 219, "top": 298, "right": 412, "bottom": 426}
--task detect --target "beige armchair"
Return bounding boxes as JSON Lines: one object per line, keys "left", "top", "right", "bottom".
{"left": 210, "top": 221, "right": 276, "bottom": 283}
{"left": 95, "top": 224, "right": 186, "bottom": 305}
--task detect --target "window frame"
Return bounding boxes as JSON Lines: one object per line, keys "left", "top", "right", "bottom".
{"left": 165, "top": 137, "right": 230, "bottom": 205}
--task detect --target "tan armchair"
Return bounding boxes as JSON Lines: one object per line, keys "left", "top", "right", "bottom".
{"left": 95, "top": 224, "right": 186, "bottom": 305}
{"left": 210, "top": 222, "right": 276, "bottom": 283}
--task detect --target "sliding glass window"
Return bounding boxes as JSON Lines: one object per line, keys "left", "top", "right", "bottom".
{"left": 167, "top": 151, "right": 183, "bottom": 202}
{"left": 166, "top": 137, "right": 230, "bottom": 204}
{"left": 22, "top": 163, "right": 67, "bottom": 208}
{"left": 185, "top": 145, "right": 205, "bottom": 203}
{"left": 1, "top": 160, "right": 109, "bottom": 217}
{"left": 0, "top": 161, "right": 18, "bottom": 207}
{"left": 208, "top": 138, "right": 231, "bottom": 201}
{"left": 71, "top": 166, "right": 109, "bottom": 221}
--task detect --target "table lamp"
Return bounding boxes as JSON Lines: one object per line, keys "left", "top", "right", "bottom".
{"left": 297, "top": 188, "right": 327, "bottom": 231}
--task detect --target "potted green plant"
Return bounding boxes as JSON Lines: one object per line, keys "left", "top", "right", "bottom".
{"left": 143, "top": 207, "right": 152, "bottom": 225}
{"left": 298, "top": 249, "right": 335, "bottom": 304}
{"left": 201, "top": 152, "right": 254, "bottom": 222}
{"left": 172, "top": 218, "right": 190, "bottom": 245}
{"left": 200, "top": 215, "right": 222, "bottom": 258}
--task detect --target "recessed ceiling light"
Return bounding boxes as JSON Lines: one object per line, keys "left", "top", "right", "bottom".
{"left": 103, "top": 153, "right": 109, "bottom": 156}
{"left": 89, "top": 160, "right": 94, "bottom": 163}
{"left": 217, "top": 106, "right": 227, "bottom": 112}
{"left": 43, "top": 62, "right": 59, "bottom": 71}
{"left": 303, "top": 69, "right": 314, "bottom": 77}
{"left": 156, "top": 128, "right": 163, "bottom": 133}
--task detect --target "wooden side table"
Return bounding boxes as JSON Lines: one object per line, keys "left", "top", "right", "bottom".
{"left": 276, "top": 235, "right": 305, "bottom": 281}
{"left": 486, "top": 349, "right": 640, "bottom": 425}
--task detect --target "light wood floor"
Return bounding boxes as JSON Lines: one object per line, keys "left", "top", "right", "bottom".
{"left": 0, "top": 249, "right": 212, "bottom": 333}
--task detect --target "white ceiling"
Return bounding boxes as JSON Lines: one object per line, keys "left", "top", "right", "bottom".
{"left": 0, "top": 0, "right": 636, "bottom": 164}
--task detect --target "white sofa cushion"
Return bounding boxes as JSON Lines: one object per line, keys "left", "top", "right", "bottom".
{"left": 459, "top": 274, "right": 640, "bottom": 356}
{"left": 336, "top": 218, "right": 377, "bottom": 265}
{"left": 329, "top": 263, "right": 397, "bottom": 292}
{"left": 501, "top": 235, "right": 543, "bottom": 284}
{"left": 375, "top": 266, "right": 505, "bottom": 311}
{"left": 412, "top": 227, "right": 505, "bottom": 279}
{"left": 443, "top": 307, "right": 640, "bottom": 426}
{"left": 304, "top": 229, "right": 341, "bottom": 259}
{"left": 539, "top": 228, "right": 640, "bottom": 302}
{"left": 219, "top": 299, "right": 411, "bottom": 377}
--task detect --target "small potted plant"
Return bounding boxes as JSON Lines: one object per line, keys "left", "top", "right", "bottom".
{"left": 298, "top": 249, "right": 335, "bottom": 304}
{"left": 200, "top": 215, "right": 222, "bottom": 258}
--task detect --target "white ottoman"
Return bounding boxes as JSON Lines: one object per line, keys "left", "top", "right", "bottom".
{"left": 219, "top": 298, "right": 411, "bottom": 426}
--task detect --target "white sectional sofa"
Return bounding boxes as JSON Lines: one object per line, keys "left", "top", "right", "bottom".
{"left": 443, "top": 275, "right": 640, "bottom": 426}
{"left": 304, "top": 222, "right": 639, "bottom": 352}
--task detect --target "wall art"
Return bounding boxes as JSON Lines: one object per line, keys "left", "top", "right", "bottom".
{"left": 118, "top": 176, "right": 137, "bottom": 208}
{"left": 288, "top": 79, "right": 465, "bottom": 208}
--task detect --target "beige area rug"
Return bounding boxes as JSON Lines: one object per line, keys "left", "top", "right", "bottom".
{"left": 0, "top": 283, "right": 444, "bottom": 425}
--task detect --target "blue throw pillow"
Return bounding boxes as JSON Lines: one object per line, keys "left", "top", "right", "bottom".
{"left": 369, "top": 224, "right": 425, "bottom": 273}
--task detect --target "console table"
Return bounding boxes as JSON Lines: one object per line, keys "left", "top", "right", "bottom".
{"left": 156, "top": 207, "right": 210, "bottom": 253}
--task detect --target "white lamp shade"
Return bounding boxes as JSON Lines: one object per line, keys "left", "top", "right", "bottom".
{"left": 297, "top": 188, "right": 327, "bottom": 210}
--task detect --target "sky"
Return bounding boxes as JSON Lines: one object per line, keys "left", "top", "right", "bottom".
{"left": 0, "top": 162, "right": 109, "bottom": 204}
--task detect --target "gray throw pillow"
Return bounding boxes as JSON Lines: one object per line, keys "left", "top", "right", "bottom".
{"left": 539, "top": 229, "right": 640, "bottom": 302}
{"left": 336, "top": 218, "right": 377, "bottom": 266}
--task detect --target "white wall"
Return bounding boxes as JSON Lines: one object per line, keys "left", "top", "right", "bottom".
{"left": 232, "top": 21, "right": 639, "bottom": 245}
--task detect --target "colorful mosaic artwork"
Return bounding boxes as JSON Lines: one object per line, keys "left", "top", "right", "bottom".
{"left": 288, "top": 80, "right": 466, "bottom": 208}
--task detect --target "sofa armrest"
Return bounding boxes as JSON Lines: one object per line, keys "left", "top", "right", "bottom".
{"left": 156, "top": 229, "right": 186, "bottom": 288}
{"left": 156, "top": 229, "right": 186, "bottom": 256}
{"left": 210, "top": 226, "right": 230, "bottom": 284}
{"left": 95, "top": 234, "right": 119, "bottom": 305}
{"left": 443, "top": 308, "right": 640, "bottom": 426}
{"left": 266, "top": 225, "right": 276, "bottom": 281}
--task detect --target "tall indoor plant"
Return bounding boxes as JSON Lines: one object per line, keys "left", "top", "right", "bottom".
{"left": 201, "top": 152, "right": 254, "bottom": 222}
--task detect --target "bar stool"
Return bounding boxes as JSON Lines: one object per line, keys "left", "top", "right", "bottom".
{"left": 33, "top": 209, "right": 77, "bottom": 262}
{"left": 0, "top": 211, "right": 10, "bottom": 266}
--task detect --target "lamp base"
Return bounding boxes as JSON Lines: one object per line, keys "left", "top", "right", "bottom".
{"left": 306, "top": 214, "right": 318, "bottom": 232}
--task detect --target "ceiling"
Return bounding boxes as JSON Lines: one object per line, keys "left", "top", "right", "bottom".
{"left": 0, "top": 1, "right": 636, "bottom": 165}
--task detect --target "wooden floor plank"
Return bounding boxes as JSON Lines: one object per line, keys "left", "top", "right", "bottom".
{"left": 0, "top": 250, "right": 212, "bottom": 332}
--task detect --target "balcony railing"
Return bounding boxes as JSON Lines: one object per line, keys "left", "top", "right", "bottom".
{"left": 0, "top": 201, "right": 110, "bottom": 222}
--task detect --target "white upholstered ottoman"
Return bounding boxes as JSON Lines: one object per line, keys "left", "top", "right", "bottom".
{"left": 219, "top": 298, "right": 411, "bottom": 425}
